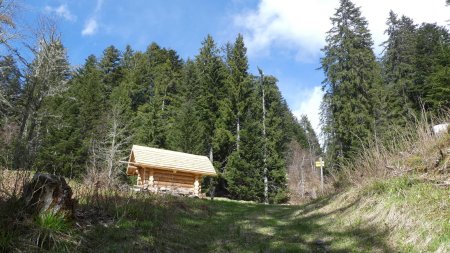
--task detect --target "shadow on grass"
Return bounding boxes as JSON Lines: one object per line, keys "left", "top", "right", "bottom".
{"left": 74, "top": 192, "right": 395, "bottom": 253}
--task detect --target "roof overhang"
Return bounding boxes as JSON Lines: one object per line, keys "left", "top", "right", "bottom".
{"left": 125, "top": 145, "right": 217, "bottom": 176}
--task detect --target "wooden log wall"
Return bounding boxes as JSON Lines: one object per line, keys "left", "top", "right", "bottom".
{"left": 136, "top": 167, "right": 202, "bottom": 196}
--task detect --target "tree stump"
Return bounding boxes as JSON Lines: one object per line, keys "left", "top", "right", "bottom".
{"left": 22, "top": 173, "right": 74, "bottom": 216}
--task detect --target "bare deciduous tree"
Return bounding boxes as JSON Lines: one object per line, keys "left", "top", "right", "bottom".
{"left": 15, "top": 19, "right": 70, "bottom": 169}
{"left": 287, "top": 141, "right": 321, "bottom": 203}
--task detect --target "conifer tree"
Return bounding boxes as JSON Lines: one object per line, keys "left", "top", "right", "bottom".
{"left": 0, "top": 55, "right": 21, "bottom": 117}
{"left": 226, "top": 34, "right": 252, "bottom": 152}
{"left": 381, "top": 11, "right": 417, "bottom": 128}
{"left": 132, "top": 43, "right": 181, "bottom": 148}
{"left": 168, "top": 60, "right": 205, "bottom": 154}
{"left": 100, "top": 45, "right": 122, "bottom": 96}
{"left": 299, "top": 115, "right": 321, "bottom": 156}
{"left": 195, "top": 35, "right": 227, "bottom": 161}
{"left": 321, "top": 0, "right": 380, "bottom": 165}
{"left": 411, "top": 23, "right": 450, "bottom": 113}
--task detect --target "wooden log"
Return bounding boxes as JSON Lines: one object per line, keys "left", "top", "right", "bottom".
{"left": 154, "top": 181, "right": 194, "bottom": 189}
{"left": 153, "top": 169, "right": 194, "bottom": 177}
{"left": 153, "top": 174, "right": 195, "bottom": 183}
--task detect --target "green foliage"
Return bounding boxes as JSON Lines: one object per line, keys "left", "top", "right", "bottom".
{"left": 299, "top": 115, "right": 321, "bottom": 155}
{"left": 381, "top": 11, "right": 417, "bottom": 129}
{"left": 31, "top": 212, "right": 75, "bottom": 252}
{"left": 412, "top": 23, "right": 450, "bottom": 114}
{"left": 321, "top": 0, "right": 381, "bottom": 166}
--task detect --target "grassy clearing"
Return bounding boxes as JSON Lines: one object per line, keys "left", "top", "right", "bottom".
{"left": 66, "top": 177, "right": 448, "bottom": 252}
{"left": 0, "top": 174, "right": 448, "bottom": 252}
{"left": 0, "top": 119, "right": 448, "bottom": 252}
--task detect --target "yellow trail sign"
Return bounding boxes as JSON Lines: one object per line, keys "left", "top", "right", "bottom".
{"left": 315, "top": 160, "right": 324, "bottom": 168}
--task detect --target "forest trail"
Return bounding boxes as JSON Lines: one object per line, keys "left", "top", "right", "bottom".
{"left": 79, "top": 175, "right": 447, "bottom": 253}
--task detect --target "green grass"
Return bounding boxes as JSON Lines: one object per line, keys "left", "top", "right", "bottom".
{"left": 74, "top": 175, "right": 448, "bottom": 253}
{"left": 76, "top": 193, "right": 395, "bottom": 252}
{"left": 0, "top": 175, "right": 448, "bottom": 252}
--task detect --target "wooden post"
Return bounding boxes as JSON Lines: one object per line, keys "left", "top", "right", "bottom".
{"left": 149, "top": 168, "right": 154, "bottom": 188}
{"left": 320, "top": 157, "right": 324, "bottom": 193}
{"left": 143, "top": 168, "right": 148, "bottom": 189}
{"left": 194, "top": 175, "right": 199, "bottom": 196}
{"left": 137, "top": 169, "right": 142, "bottom": 186}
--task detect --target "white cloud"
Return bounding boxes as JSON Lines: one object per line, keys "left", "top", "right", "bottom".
{"left": 293, "top": 86, "right": 324, "bottom": 139}
{"left": 81, "top": 0, "right": 104, "bottom": 36}
{"left": 44, "top": 4, "right": 76, "bottom": 22}
{"left": 235, "top": 0, "right": 449, "bottom": 60}
{"left": 82, "top": 18, "right": 98, "bottom": 36}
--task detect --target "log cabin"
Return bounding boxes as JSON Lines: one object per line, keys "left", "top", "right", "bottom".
{"left": 126, "top": 145, "right": 217, "bottom": 196}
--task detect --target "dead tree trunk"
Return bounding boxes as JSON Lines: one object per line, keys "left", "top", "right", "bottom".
{"left": 22, "top": 173, "right": 74, "bottom": 216}
{"left": 259, "top": 68, "right": 268, "bottom": 204}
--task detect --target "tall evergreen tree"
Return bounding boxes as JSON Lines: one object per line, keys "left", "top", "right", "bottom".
{"left": 321, "top": 0, "right": 381, "bottom": 166}
{"left": 168, "top": 60, "right": 205, "bottom": 154}
{"left": 195, "top": 35, "right": 227, "bottom": 161}
{"left": 0, "top": 55, "right": 21, "bottom": 117}
{"left": 411, "top": 23, "right": 450, "bottom": 113}
{"left": 381, "top": 11, "right": 417, "bottom": 128}
{"left": 100, "top": 45, "right": 122, "bottom": 96}
{"left": 299, "top": 115, "right": 321, "bottom": 156}
{"left": 226, "top": 34, "right": 252, "bottom": 152}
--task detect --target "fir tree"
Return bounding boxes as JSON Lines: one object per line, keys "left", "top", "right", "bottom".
{"left": 195, "top": 35, "right": 227, "bottom": 161}
{"left": 0, "top": 55, "right": 21, "bottom": 117}
{"left": 226, "top": 34, "right": 252, "bottom": 152}
{"left": 381, "top": 11, "right": 417, "bottom": 128}
{"left": 299, "top": 115, "right": 321, "bottom": 156}
{"left": 168, "top": 60, "right": 205, "bottom": 154}
{"left": 412, "top": 23, "right": 450, "bottom": 114}
{"left": 321, "top": 0, "right": 381, "bottom": 165}
{"left": 100, "top": 45, "right": 122, "bottom": 96}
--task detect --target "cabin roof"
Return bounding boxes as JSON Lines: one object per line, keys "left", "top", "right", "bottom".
{"left": 126, "top": 145, "right": 217, "bottom": 176}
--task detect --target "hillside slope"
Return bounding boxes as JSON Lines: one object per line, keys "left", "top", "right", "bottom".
{"left": 69, "top": 179, "right": 447, "bottom": 253}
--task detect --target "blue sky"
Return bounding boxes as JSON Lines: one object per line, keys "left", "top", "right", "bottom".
{"left": 21, "top": 0, "right": 449, "bottom": 136}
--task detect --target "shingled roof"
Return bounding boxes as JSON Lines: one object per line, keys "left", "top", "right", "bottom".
{"left": 126, "top": 145, "right": 217, "bottom": 176}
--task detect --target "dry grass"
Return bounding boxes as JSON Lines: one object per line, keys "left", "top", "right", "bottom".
{"left": 336, "top": 112, "right": 450, "bottom": 187}
{"left": 0, "top": 169, "right": 31, "bottom": 198}
{"left": 287, "top": 141, "right": 333, "bottom": 204}
{"left": 319, "top": 176, "right": 450, "bottom": 252}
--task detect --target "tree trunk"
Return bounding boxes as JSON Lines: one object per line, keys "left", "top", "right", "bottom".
{"left": 22, "top": 173, "right": 74, "bottom": 216}
{"left": 236, "top": 117, "right": 240, "bottom": 151}
{"left": 260, "top": 69, "right": 268, "bottom": 204}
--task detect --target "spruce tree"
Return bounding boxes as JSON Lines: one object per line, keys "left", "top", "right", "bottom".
{"left": 299, "top": 115, "right": 321, "bottom": 156}
{"left": 0, "top": 55, "right": 21, "bottom": 117}
{"left": 412, "top": 23, "right": 450, "bottom": 114}
{"left": 381, "top": 11, "right": 417, "bottom": 128}
{"left": 100, "top": 45, "right": 122, "bottom": 96}
{"left": 321, "top": 0, "right": 380, "bottom": 165}
{"left": 194, "top": 35, "right": 228, "bottom": 196}
{"left": 168, "top": 60, "right": 205, "bottom": 154}
{"left": 195, "top": 35, "right": 227, "bottom": 161}
{"left": 226, "top": 34, "right": 252, "bottom": 152}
